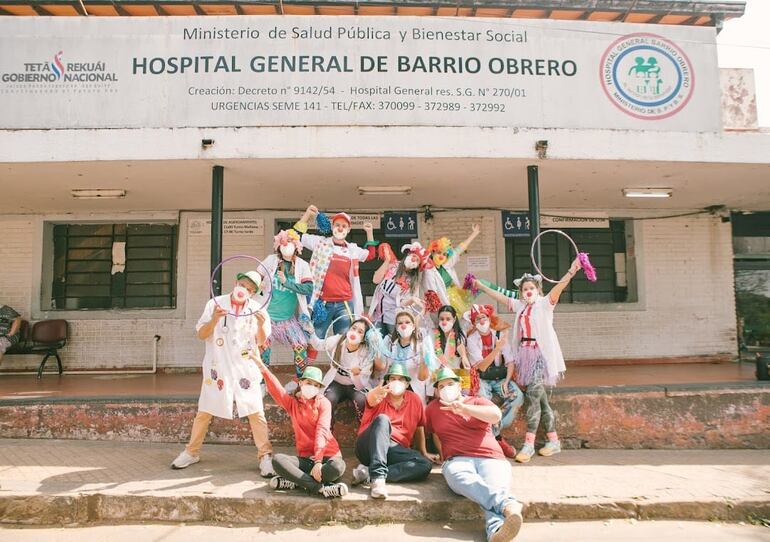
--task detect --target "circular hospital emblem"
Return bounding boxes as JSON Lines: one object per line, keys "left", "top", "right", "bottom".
{"left": 599, "top": 33, "right": 694, "bottom": 120}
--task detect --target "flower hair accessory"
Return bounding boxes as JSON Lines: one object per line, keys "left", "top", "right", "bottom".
{"left": 513, "top": 273, "right": 542, "bottom": 288}
{"left": 401, "top": 241, "right": 433, "bottom": 270}
{"left": 273, "top": 229, "right": 303, "bottom": 251}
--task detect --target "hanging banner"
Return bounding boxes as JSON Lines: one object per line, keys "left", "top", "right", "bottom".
{"left": 0, "top": 16, "right": 720, "bottom": 131}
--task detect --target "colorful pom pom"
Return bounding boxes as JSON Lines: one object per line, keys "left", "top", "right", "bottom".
{"left": 311, "top": 299, "right": 328, "bottom": 324}
{"left": 463, "top": 273, "right": 480, "bottom": 297}
{"left": 316, "top": 212, "right": 332, "bottom": 235}
{"left": 424, "top": 290, "right": 442, "bottom": 313}
{"left": 578, "top": 252, "right": 597, "bottom": 282}
{"left": 378, "top": 242, "right": 396, "bottom": 262}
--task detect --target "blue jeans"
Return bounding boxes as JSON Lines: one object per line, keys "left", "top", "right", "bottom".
{"left": 478, "top": 379, "right": 524, "bottom": 437}
{"left": 443, "top": 456, "right": 518, "bottom": 541}
{"left": 313, "top": 301, "right": 353, "bottom": 338}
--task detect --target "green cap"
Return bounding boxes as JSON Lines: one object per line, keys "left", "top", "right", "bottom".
{"left": 300, "top": 366, "right": 324, "bottom": 386}
{"left": 236, "top": 271, "right": 262, "bottom": 290}
{"left": 433, "top": 366, "right": 461, "bottom": 385}
{"left": 384, "top": 363, "right": 411, "bottom": 382}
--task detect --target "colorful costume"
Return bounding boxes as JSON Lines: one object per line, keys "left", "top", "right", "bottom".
{"left": 261, "top": 231, "right": 314, "bottom": 377}
{"left": 429, "top": 237, "right": 473, "bottom": 315}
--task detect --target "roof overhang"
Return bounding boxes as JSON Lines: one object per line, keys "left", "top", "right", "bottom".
{"left": 0, "top": 0, "right": 747, "bottom": 26}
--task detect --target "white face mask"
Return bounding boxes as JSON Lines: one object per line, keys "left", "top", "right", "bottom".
{"left": 438, "top": 320, "right": 454, "bottom": 333}
{"left": 388, "top": 380, "right": 407, "bottom": 396}
{"left": 476, "top": 321, "right": 490, "bottom": 334}
{"left": 397, "top": 324, "right": 414, "bottom": 339}
{"left": 524, "top": 290, "right": 537, "bottom": 304}
{"left": 232, "top": 285, "right": 250, "bottom": 304}
{"left": 280, "top": 244, "right": 296, "bottom": 259}
{"left": 404, "top": 255, "right": 419, "bottom": 270}
{"left": 347, "top": 330, "right": 363, "bottom": 345}
{"left": 332, "top": 228, "right": 348, "bottom": 240}
{"left": 300, "top": 384, "right": 319, "bottom": 400}
{"left": 439, "top": 383, "right": 461, "bottom": 403}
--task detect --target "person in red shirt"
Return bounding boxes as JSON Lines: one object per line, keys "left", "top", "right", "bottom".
{"left": 253, "top": 354, "right": 348, "bottom": 499}
{"left": 351, "top": 363, "right": 439, "bottom": 499}
{"left": 426, "top": 367, "right": 524, "bottom": 542}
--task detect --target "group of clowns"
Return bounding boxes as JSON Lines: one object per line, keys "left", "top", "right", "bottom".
{"left": 171, "top": 205, "right": 585, "bottom": 542}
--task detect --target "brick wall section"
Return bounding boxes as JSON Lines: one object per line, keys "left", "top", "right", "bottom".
{"left": 0, "top": 211, "right": 736, "bottom": 370}
{"left": 2, "top": 384, "right": 766, "bottom": 449}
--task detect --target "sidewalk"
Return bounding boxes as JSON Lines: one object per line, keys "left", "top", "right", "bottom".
{"left": 0, "top": 439, "right": 768, "bottom": 526}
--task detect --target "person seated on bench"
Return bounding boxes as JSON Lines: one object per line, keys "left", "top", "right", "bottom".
{"left": 0, "top": 304, "right": 22, "bottom": 361}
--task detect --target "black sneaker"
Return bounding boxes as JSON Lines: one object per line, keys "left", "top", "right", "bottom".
{"left": 269, "top": 476, "right": 297, "bottom": 490}
{"left": 319, "top": 482, "right": 349, "bottom": 498}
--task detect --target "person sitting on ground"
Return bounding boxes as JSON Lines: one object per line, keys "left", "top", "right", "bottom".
{"left": 0, "top": 304, "right": 22, "bottom": 361}
{"left": 253, "top": 355, "right": 348, "bottom": 499}
{"left": 426, "top": 366, "right": 524, "bottom": 542}
{"left": 351, "top": 363, "right": 440, "bottom": 499}
{"left": 465, "top": 304, "right": 520, "bottom": 458}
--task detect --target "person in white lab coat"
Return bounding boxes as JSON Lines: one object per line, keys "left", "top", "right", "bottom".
{"left": 171, "top": 271, "right": 276, "bottom": 477}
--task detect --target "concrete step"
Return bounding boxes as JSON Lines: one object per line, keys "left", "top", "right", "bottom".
{"left": 0, "top": 439, "right": 767, "bottom": 526}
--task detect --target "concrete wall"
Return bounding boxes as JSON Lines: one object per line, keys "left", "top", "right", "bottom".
{"left": 0, "top": 209, "right": 736, "bottom": 371}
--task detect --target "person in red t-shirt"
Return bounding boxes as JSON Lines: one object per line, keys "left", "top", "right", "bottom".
{"left": 426, "top": 367, "right": 523, "bottom": 542}
{"left": 351, "top": 363, "right": 439, "bottom": 499}
{"left": 253, "top": 355, "right": 348, "bottom": 499}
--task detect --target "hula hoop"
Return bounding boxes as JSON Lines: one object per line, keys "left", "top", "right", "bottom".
{"left": 530, "top": 230, "right": 579, "bottom": 284}
{"left": 210, "top": 254, "right": 273, "bottom": 317}
{"left": 322, "top": 312, "right": 371, "bottom": 367}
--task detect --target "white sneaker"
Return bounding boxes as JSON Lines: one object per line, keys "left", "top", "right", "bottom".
{"left": 370, "top": 477, "right": 388, "bottom": 499}
{"left": 170, "top": 450, "right": 199, "bottom": 470}
{"left": 259, "top": 454, "right": 276, "bottom": 478}
{"left": 319, "top": 482, "right": 348, "bottom": 498}
{"left": 489, "top": 501, "right": 524, "bottom": 542}
{"left": 351, "top": 464, "right": 370, "bottom": 486}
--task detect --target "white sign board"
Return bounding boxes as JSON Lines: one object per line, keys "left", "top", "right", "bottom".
{"left": 467, "top": 255, "right": 491, "bottom": 272}
{"left": 540, "top": 212, "right": 610, "bottom": 229}
{"left": 0, "top": 16, "right": 720, "bottom": 131}
{"left": 189, "top": 217, "right": 265, "bottom": 236}
{"left": 311, "top": 213, "right": 381, "bottom": 229}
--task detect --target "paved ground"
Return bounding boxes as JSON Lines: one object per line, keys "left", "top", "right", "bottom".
{"left": 0, "top": 439, "right": 767, "bottom": 525}
{"left": 0, "top": 521, "right": 768, "bottom": 542}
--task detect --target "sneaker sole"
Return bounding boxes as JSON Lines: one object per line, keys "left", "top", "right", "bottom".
{"left": 171, "top": 459, "right": 199, "bottom": 470}
{"left": 514, "top": 455, "right": 531, "bottom": 464}
{"left": 490, "top": 512, "right": 523, "bottom": 542}
{"left": 538, "top": 449, "right": 560, "bottom": 457}
{"left": 371, "top": 493, "right": 387, "bottom": 499}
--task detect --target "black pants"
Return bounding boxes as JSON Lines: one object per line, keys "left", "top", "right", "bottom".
{"left": 324, "top": 380, "right": 366, "bottom": 425}
{"left": 355, "top": 414, "right": 432, "bottom": 482}
{"left": 272, "top": 453, "right": 346, "bottom": 493}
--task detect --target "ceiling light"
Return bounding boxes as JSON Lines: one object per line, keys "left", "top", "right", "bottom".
{"left": 358, "top": 186, "right": 412, "bottom": 196}
{"left": 71, "top": 189, "right": 127, "bottom": 199}
{"left": 622, "top": 188, "right": 672, "bottom": 198}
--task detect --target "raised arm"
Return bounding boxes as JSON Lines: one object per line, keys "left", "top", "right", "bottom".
{"left": 475, "top": 279, "right": 514, "bottom": 306}
{"left": 548, "top": 257, "right": 581, "bottom": 305}
{"left": 456, "top": 223, "right": 481, "bottom": 256}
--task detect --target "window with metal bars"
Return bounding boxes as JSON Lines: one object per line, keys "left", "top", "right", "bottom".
{"left": 51, "top": 223, "right": 177, "bottom": 310}
{"left": 505, "top": 221, "right": 629, "bottom": 303}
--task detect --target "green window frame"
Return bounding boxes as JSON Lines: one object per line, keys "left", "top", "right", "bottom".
{"left": 52, "top": 223, "right": 178, "bottom": 310}
{"left": 505, "top": 220, "right": 629, "bottom": 303}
